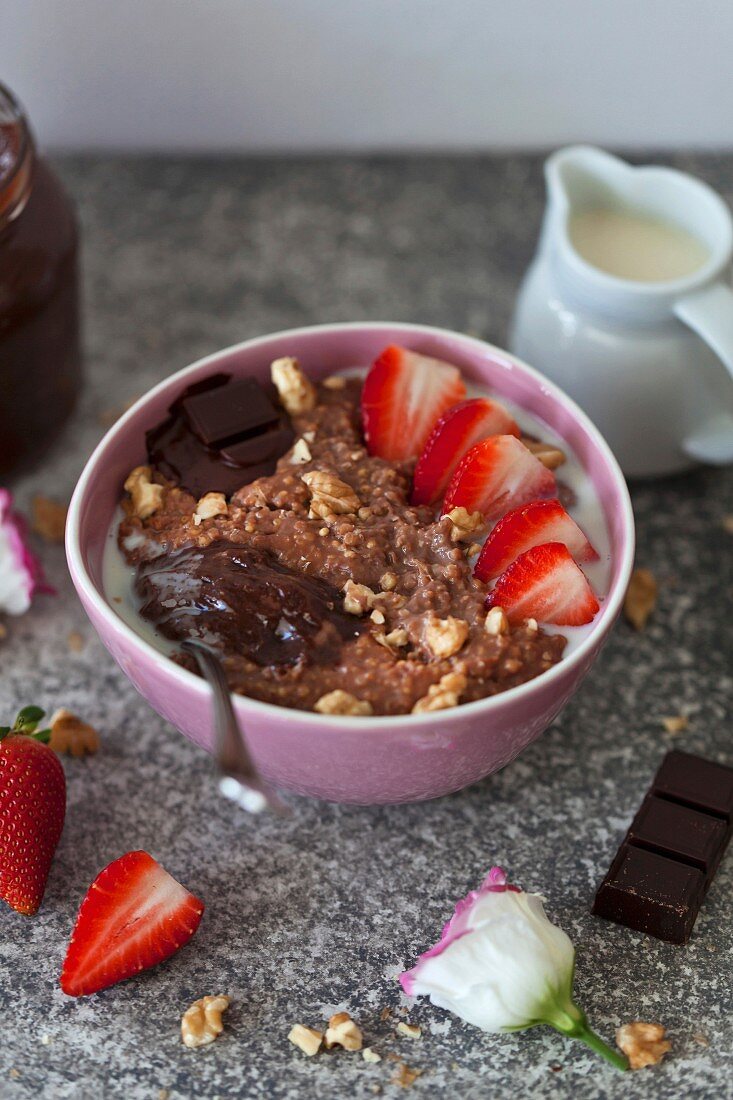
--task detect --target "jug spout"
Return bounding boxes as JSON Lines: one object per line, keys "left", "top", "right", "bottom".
{"left": 545, "top": 145, "right": 633, "bottom": 223}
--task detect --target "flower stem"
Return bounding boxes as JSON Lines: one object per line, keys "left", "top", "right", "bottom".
{"left": 571, "top": 1023, "right": 628, "bottom": 1071}
{"left": 546, "top": 1004, "right": 628, "bottom": 1071}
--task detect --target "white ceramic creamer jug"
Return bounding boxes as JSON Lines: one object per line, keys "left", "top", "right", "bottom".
{"left": 510, "top": 146, "right": 733, "bottom": 477}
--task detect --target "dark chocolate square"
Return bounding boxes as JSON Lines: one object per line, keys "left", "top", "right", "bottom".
{"left": 628, "top": 796, "right": 728, "bottom": 880}
{"left": 652, "top": 751, "right": 733, "bottom": 823}
{"left": 182, "top": 378, "right": 280, "bottom": 446}
{"left": 220, "top": 427, "right": 295, "bottom": 467}
{"left": 592, "top": 844, "right": 705, "bottom": 944}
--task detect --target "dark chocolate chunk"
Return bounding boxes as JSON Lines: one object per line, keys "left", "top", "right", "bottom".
{"left": 220, "top": 427, "right": 295, "bottom": 467}
{"left": 592, "top": 845, "right": 705, "bottom": 945}
{"left": 628, "top": 796, "right": 728, "bottom": 881}
{"left": 652, "top": 750, "right": 733, "bottom": 823}
{"left": 182, "top": 377, "right": 280, "bottom": 446}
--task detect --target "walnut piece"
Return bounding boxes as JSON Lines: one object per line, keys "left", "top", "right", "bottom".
{"left": 380, "top": 571, "right": 398, "bottom": 591}
{"left": 322, "top": 374, "right": 347, "bottom": 389}
{"left": 624, "top": 568, "right": 657, "bottom": 630}
{"left": 181, "top": 995, "right": 230, "bottom": 1050}
{"left": 301, "top": 470, "right": 360, "bottom": 519}
{"left": 445, "top": 506, "right": 484, "bottom": 543}
{"left": 662, "top": 714, "right": 688, "bottom": 733}
{"left": 616, "top": 1021, "right": 671, "bottom": 1070}
{"left": 49, "top": 708, "right": 100, "bottom": 757}
{"left": 396, "top": 1022, "right": 421, "bottom": 1039}
{"left": 522, "top": 437, "right": 567, "bottom": 469}
{"left": 314, "top": 690, "right": 373, "bottom": 716}
{"left": 424, "top": 616, "right": 469, "bottom": 659}
{"left": 124, "top": 466, "right": 165, "bottom": 520}
{"left": 391, "top": 1061, "right": 423, "bottom": 1088}
{"left": 271, "top": 356, "right": 317, "bottom": 415}
{"left": 412, "top": 671, "right": 467, "bottom": 714}
{"left": 289, "top": 438, "right": 312, "bottom": 465}
{"left": 31, "top": 496, "right": 68, "bottom": 543}
{"left": 362, "top": 1047, "right": 382, "bottom": 1063}
{"left": 288, "top": 1024, "right": 323, "bottom": 1057}
{"left": 343, "top": 579, "right": 377, "bottom": 615}
{"left": 324, "top": 1012, "right": 363, "bottom": 1052}
{"left": 193, "top": 492, "right": 228, "bottom": 526}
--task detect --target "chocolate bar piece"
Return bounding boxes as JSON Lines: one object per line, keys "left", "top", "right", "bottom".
{"left": 182, "top": 378, "right": 280, "bottom": 446}
{"left": 592, "top": 751, "right": 733, "bottom": 944}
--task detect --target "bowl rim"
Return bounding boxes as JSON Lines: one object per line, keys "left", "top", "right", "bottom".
{"left": 66, "top": 320, "right": 635, "bottom": 729}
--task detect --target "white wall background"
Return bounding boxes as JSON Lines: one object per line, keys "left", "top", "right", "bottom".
{"left": 3, "top": 0, "right": 733, "bottom": 152}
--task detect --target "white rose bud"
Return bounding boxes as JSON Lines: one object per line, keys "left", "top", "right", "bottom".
{"left": 400, "top": 867, "right": 627, "bottom": 1071}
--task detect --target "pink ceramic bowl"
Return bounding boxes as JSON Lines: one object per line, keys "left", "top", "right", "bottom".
{"left": 66, "top": 323, "right": 634, "bottom": 804}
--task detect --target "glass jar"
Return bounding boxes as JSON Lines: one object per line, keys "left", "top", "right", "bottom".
{"left": 0, "top": 82, "right": 81, "bottom": 479}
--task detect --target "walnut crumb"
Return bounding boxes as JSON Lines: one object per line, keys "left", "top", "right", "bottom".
{"left": 301, "top": 470, "right": 360, "bottom": 519}
{"left": 124, "top": 466, "right": 165, "bottom": 520}
{"left": 424, "top": 615, "right": 469, "bottom": 659}
{"left": 616, "top": 1022, "right": 670, "bottom": 1069}
{"left": 376, "top": 627, "right": 409, "bottom": 651}
{"left": 380, "top": 571, "right": 398, "bottom": 591}
{"left": 49, "top": 708, "right": 100, "bottom": 757}
{"left": 412, "top": 671, "right": 467, "bottom": 714}
{"left": 525, "top": 617, "right": 539, "bottom": 632}
{"left": 521, "top": 437, "right": 567, "bottom": 469}
{"left": 194, "top": 492, "right": 228, "bottom": 526}
{"left": 271, "top": 356, "right": 317, "bottom": 415}
{"left": 314, "top": 690, "right": 373, "bottom": 716}
{"left": 289, "top": 438, "right": 312, "bottom": 465}
{"left": 363, "top": 1047, "right": 382, "bottom": 1063}
{"left": 396, "top": 1022, "right": 421, "bottom": 1040}
{"left": 445, "top": 506, "right": 484, "bottom": 543}
{"left": 31, "top": 496, "right": 68, "bottom": 542}
{"left": 370, "top": 609, "right": 385, "bottom": 625}
{"left": 324, "top": 1012, "right": 363, "bottom": 1052}
{"left": 67, "top": 630, "right": 85, "bottom": 652}
{"left": 343, "top": 579, "right": 377, "bottom": 615}
{"left": 662, "top": 714, "right": 688, "bottom": 734}
{"left": 379, "top": 1007, "right": 392, "bottom": 1022}
{"left": 624, "top": 568, "right": 657, "bottom": 630}
{"left": 323, "top": 374, "right": 347, "bottom": 389}
{"left": 391, "top": 1061, "right": 422, "bottom": 1088}
{"left": 288, "top": 1023, "right": 323, "bottom": 1057}
{"left": 181, "top": 995, "right": 230, "bottom": 1049}
{"left": 692, "top": 1033, "right": 709, "bottom": 1047}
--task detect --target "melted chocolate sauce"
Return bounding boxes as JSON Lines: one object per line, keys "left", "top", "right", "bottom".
{"left": 135, "top": 543, "right": 365, "bottom": 668}
{"left": 146, "top": 374, "right": 294, "bottom": 498}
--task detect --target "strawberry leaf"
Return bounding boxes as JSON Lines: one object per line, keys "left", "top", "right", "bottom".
{"left": 12, "top": 706, "right": 45, "bottom": 733}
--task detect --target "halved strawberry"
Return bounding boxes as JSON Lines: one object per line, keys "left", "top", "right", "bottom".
{"left": 486, "top": 542, "right": 600, "bottom": 626}
{"left": 474, "top": 498, "right": 599, "bottom": 581}
{"left": 60, "top": 850, "right": 204, "bottom": 997}
{"left": 361, "top": 345, "right": 466, "bottom": 462}
{"left": 411, "top": 398, "right": 520, "bottom": 505}
{"left": 441, "top": 435, "right": 556, "bottom": 523}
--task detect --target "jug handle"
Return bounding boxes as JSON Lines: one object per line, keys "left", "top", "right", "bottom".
{"left": 674, "top": 282, "right": 733, "bottom": 465}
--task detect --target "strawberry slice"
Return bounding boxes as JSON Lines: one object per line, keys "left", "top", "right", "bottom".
{"left": 441, "top": 435, "right": 556, "bottom": 523}
{"left": 361, "top": 345, "right": 466, "bottom": 462}
{"left": 411, "top": 398, "right": 520, "bottom": 505}
{"left": 474, "top": 498, "right": 599, "bottom": 581}
{"left": 60, "top": 850, "right": 204, "bottom": 997}
{"left": 486, "top": 542, "right": 600, "bottom": 626}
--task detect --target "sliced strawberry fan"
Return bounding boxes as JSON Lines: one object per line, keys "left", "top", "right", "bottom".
{"left": 60, "top": 850, "right": 204, "bottom": 997}
{"left": 475, "top": 498, "right": 599, "bottom": 581}
{"left": 411, "top": 397, "right": 520, "bottom": 505}
{"left": 442, "top": 435, "right": 556, "bottom": 524}
{"left": 361, "top": 345, "right": 466, "bottom": 462}
{"left": 486, "top": 542, "right": 600, "bottom": 626}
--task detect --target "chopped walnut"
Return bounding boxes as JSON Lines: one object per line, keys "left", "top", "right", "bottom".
{"left": 391, "top": 1061, "right": 422, "bottom": 1088}
{"left": 412, "top": 671, "right": 467, "bottom": 714}
{"left": 301, "top": 470, "right": 360, "bottom": 519}
{"left": 49, "top": 708, "right": 100, "bottom": 757}
{"left": 662, "top": 714, "right": 688, "bottom": 733}
{"left": 380, "top": 571, "right": 398, "bottom": 591}
{"left": 289, "top": 438, "right": 312, "bottom": 465}
{"left": 314, "top": 690, "right": 373, "bottom": 716}
{"left": 445, "top": 506, "right": 484, "bottom": 543}
{"left": 288, "top": 1024, "right": 323, "bottom": 1057}
{"left": 624, "top": 568, "right": 657, "bottom": 630}
{"left": 181, "top": 995, "right": 230, "bottom": 1049}
{"left": 522, "top": 437, "right": 567, "bottom": 469}
{"left": 362, "top": 1047, "right": 382, "bottom": 1063}
{"left": 271, "top": 356, "right": 317, "bottom": 415}
{"left": 424, "top": 616, "right": 469, "bottom": 659}
{"left": 525, "top": 617, "right": 538, "bottom": 633}
{"left": 66, "top": 630, "right": 85, "bottom": 652}
{"left": 31, "top": 496, "right": 68, "bottom": 542}
{"left": 193, "top": 492, "right": 228, "bottom": 526}
{"left": 323, "top": 374, "right": 347, "bottom": 389}
{"left": 324, "top": 1012, "right": 363, "bottom": 1052}
{"left": 343, "top": 579, "right": 377, "bottom": 615}
{"left": 396, "top": 1022, "right": 421, "bottom": 1040}
{"left": 616, "top": 1022, "right": 671, "bottom": 1070}
{"left": 370, "top": 608, "right": 385, "bottom": 625}
{"left": 124, "top": 466, "right": 165, "bottom": 520}
{"left": 466, "top": 542, "right": 482, "bottom": 558}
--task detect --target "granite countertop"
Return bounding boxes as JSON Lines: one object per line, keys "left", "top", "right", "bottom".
{"left": 1, "top": 154, "right": 732, "bottom": 1099}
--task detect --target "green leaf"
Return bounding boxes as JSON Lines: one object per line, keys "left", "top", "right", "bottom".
{"left": 12, "top": 705, "right": 46, "bottom": 733}
{"left": 30, "top": 729, "right": 52, "bottom": 745}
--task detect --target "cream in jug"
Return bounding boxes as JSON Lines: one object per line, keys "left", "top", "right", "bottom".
{"left": 510, "top": 146, "right": 733, "bottom": 477}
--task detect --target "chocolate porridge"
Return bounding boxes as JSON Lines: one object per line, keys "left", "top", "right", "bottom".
{"left": 117, "top": 362, "right": 568, "bottom": 716}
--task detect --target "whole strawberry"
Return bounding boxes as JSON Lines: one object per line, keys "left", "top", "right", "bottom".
{"left": 0, "top": 706, "right": 66, "bottom": 915}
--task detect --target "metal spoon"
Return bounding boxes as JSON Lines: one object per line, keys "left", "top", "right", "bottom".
{"left": 182, "top": 639, "right": 288, "bottom": 816}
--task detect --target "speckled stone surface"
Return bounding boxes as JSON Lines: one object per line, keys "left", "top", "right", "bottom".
{"left": 1, "top": 154, "right": 732, "bottom": 1099}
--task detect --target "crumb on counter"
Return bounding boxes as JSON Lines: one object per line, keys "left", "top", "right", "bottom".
{"left": 616, "top": 1021, "right": 671, "bottom": 1069}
